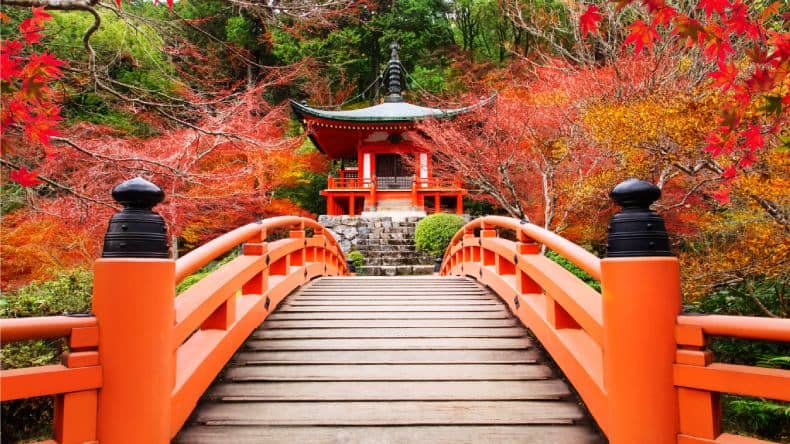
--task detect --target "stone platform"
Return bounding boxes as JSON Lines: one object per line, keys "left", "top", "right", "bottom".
{"left": 318, "top": 215, "right": 435, "bottom": 276}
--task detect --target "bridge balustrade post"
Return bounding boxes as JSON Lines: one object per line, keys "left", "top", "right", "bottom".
{"left": 92, "top": 177, "right": 174, "bottom": 444}
{"left": 515, "top": 230, "right": 541, "bottom": 295}
{"left": 601, "top": 179, "right": 680, "bottom": 444}
{"left": 242, "top": 227, "right": 268, "bottom": 295}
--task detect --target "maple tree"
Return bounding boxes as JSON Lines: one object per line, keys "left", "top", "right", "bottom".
{"left": 0, "top": 4, "right": 337, "bottom": 289}
{"left": 579, "top": 0, "right": 788, "bottom": 203}
{"left": 1, "top": 8, "right": 63, "bottom": 186}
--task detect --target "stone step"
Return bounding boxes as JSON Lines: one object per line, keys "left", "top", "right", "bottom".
{"left": 357, "top": 265, "right": 436, "bottom": 276}
{"left": 356, "top": 240, "right": 414, "bottom": 247}
{"left": 354, "top": 245, "right": 415, "bottom": 253}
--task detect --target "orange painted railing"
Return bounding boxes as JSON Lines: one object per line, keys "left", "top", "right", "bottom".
{"left": 440, "top": 215, "right": 790, "bottom": 444}
{"left": 0, "top": 216, "right": 348, "bottom": 444}
{"left": 327, "top": 177, "right": 371, "bottom": 189}
{"left": 0, "top": 315, "right": 100, "bottom": 444}
{"left": 414, "top": 177, "right": 462, "bottom": 189}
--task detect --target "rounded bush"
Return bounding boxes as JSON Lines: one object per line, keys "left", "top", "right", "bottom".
{"left": 414, "top": 213, "right": 466, "bottom": 257}
{"left": 347, "top": 250, "right": 365, "bottom": 269}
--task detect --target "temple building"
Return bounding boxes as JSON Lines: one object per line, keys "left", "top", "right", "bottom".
{"left": 291, "top": 43, "right": 492, "bottom": 217}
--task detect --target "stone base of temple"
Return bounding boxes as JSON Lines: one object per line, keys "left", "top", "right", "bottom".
{"left": 357, "top": 264, "right": 435, "bottom": 276}
{"left": 318, "top": 215, "right": 435, "bottom": 275}
{"left": 359, "top": 210, "right": 427, "bottom": 221}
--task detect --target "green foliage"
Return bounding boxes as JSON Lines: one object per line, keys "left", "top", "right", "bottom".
{"left": 546, "top": 250, "right": 601, "bottom": 291}
{"left": 409, "top": 65, "right": 451, "bottom": 95}
{"left": 225, "top": 16, "right": 255, "bottom": 48}
{"left": 0, "top": 268, "right": 93, "bottom": 318}
{"left": 1, "top": 182, "right": 26, "bottom": 216}
{"left": 63, "top": 93, "right": 156, "bottom": 136}
{"left": 0, "top": 269, "right": 93, "bottom": 442}
{"left": 686, "top": 278, "right": 789, "bottom": 440}
{"left": 347, "top": 250, "right": 365, "bottom": 270}
{"left": 414, "top": 213, "right": 466, "bottom": 257}
{"left": 723, "top": 396, "right": 790, "bottom": 442}
{"left": 686, "top": 280, "right": 787, "bottom": 318}
{"left": 47, "top": 9, "right": 176, "bottom": 90}
{"left": 272, "top": 170, "right": 328, "bottom": 215}
{"left": 176, "top": 250, "right": 239, "bottom": 294}
{"left": 462, "top": 198, "right": 500, "bottom": 217}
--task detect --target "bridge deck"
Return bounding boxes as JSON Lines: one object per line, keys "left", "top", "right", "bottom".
{"left": 175, "top": 276, "right": 603, "bottom": 443}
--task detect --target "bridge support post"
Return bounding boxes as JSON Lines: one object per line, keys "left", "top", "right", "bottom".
{"left": 93, "top": 178, "right": 174, "bottom": 444}
{"left": 601, "top": 179, "right": 679, "bottom": 444}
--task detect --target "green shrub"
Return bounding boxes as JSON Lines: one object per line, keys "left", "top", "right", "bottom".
{"left": 414, "top": 213, "right": 466, "bottom": 257}
{"left": 347, "top": 250, "right": 365, "bottom": 270}
{"left": 0, "top": 268, "right": 93, "bottom": 318}
{"left": 176, "top": 250, "right": 239, "bottom": 294}
{"left": 545, "top": 250, "right": 601, "bottom": 292}
{"left": 1, "top": 268, "right": 93, "bottom": 442}
{"left": 723, "top": 396, "right": 790, "bottom": 442}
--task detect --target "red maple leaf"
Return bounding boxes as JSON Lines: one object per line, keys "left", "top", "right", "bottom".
{"left": 741, "top": 124, "right": 765, "bottom": 151}
{"left": 9, "top": 166, "right": 43, "bottom": 187}
{"left": 712, "top": 186, "right": 731, "bottom": 204}
{"left": 696, "top": 0, "right": 732, "bottom": 18}
{"left": 0, "top": 42, "right": 23, "bottom": 82}
{"left": 704, "top": 127, "right": 736, "bottom": 157}
{"left": 725, "top": 1, "right": 761, "bottom": 40}
{"left": 673, "top": 15, "right": 705, "bottom": 48}
{"left": 708, "top": 60, "right": 738, "bottom": 91}
{"left": 624, "top": 19, "right": 659, "bottom": 55}
{"left": 580, "top": 5, "right": 603, "bottom": 38}
{"left": 721, "top": 166, "right": 737, "bottom": 179}
{"left": 701, "top": 25, "right": 734, "bottom": 62}
{"left": 18, "top": 7, "right": 51, "bottom": 45}
{"left": 746, "top": 68, "right": 776, "bottom": 93}
{"left": 25, "top": 52, "right": 64, "bottom": 79}
{"left": 651, "top": 6, "right": 677, "bottom": 28}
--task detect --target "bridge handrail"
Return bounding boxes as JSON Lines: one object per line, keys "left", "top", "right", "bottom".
{"left": 0, "top": 315, "right": 97, "bottom": 343}
{"left": 175, "top": 216, "right": 342, "bottom": 283}
{"left": 441, "top": 215, "right": 609, "bottom": 432}
{"left": 0, "top": 203, "right": 347, "bottom": 443}
{"left": 442, "top": 208, "right": 790, "bottom": 444}
{"left": 447, "top": 215, "right": 601, "bottom": 280}
{"left": 677, "top": 314, "right": 790, "bottom": 342}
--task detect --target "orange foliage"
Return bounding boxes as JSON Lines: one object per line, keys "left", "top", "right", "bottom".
{"left": 1, "top": 209, "right": 99, "bottom": 291}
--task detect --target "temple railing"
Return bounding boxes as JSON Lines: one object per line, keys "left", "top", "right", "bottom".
{"left": 327, "top": 177, "right": 371, "bottom": 189}
{"left": 439, "top": 183, "right": 789, "bottom": 444}
{"left": 326, "top": 176, "right": 463, "bottom": 190}
{"left": 414, "top": 176, "right": 462, "bottom": 189}
{"left": 0, "top": 179, "right": 348, "bottom": 444}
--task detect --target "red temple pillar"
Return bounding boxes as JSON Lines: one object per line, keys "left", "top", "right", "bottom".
{"left": 456, "top": 194, "right": 463, "bottom": 214}
{"left": 411, "top": 176, "right": 418, "bottom": 209}
{"left": 349, "top": 195, "right": 355, "bottom": 216}
{"left": 434, "top": 194, "right": 440, "bottom": 213}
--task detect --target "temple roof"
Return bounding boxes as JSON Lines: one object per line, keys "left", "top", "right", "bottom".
{"left": 290, "top": 42, "right": 495, "bottom": 158}
{"left": 290, "top": 97, "right": 495, "bottom": 123}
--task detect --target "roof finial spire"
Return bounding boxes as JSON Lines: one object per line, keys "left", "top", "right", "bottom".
{"left": 384, "top": 41, "right": 404, "bottom": 103}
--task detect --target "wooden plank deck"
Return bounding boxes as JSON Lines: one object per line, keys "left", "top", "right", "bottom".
{"left": 175, "top": 276, "right": 603, "bottom": 443}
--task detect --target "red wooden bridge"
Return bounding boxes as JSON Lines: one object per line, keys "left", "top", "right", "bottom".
{"left": 1, "top": 178, "right": 788, "bottom": 444}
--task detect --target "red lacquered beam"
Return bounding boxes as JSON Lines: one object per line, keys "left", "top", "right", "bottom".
{"left": 0, "top": 316, "right": 97, "bottom": 343}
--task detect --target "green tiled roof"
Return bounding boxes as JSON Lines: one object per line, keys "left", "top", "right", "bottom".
{"left": 290, "top": 95, "right": 496, "bottom": 123}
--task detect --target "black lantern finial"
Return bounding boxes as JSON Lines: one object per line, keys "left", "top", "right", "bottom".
{"left": 605, "top": 178, "right": 672, "bottom": 258}
{"left": 102, "top": 177, "right": 170, "bottom": 258}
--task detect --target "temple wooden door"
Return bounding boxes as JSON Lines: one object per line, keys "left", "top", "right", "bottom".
{"left": 376, "top": 154, "right": 413, "bottom": 189}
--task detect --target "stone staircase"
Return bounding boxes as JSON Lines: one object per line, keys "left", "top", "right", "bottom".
{"left": 318, "top": 216, "right": 435, "bottom": 276}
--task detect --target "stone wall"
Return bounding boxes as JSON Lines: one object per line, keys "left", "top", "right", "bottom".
{"left": 318, "top": 215, "right": 436, "bottom": 276}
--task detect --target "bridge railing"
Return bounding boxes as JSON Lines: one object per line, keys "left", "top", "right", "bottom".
{"left": 0, "top": 178, "right": 348, "bottom": 444}
{"left": 440, "top": 180, "right": 789, "bottom": 444}
{"left": 0, "top": 315, "right": 101, "bottom": 444}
